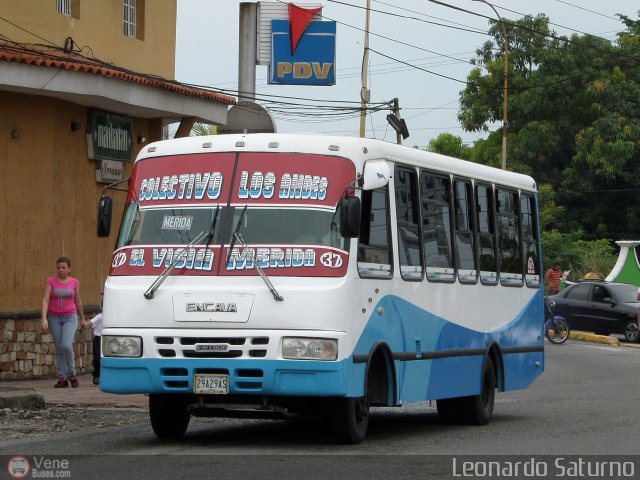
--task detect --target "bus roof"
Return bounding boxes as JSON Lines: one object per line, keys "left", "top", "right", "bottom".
{"left": 137, "top": 133, "right": 537, "bottom": 192}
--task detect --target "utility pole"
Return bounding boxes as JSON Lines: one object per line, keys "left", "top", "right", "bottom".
{"left": 359, "top": 0, "right": 371, "bottom": 138}
{"left": 238, "top": 3, "right": 257, "bottom": 103}
{"left": 473, "top": 0, "right": 508, "bottom": 170}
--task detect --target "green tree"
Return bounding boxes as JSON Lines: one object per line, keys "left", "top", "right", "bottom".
{"left": 190, "top": 123, "right": 217, "bottom": 136}
{"left": 537, "top": 183, "right": 565, "bottom": 231}
{"left": 571, "top": 239, "right": 617, "bottom": 279}
{"left": 461, "top": 12, "right": 640, "bottom": 240}
{"left": 426, "top": 133, "right": 470, "bottom": 159}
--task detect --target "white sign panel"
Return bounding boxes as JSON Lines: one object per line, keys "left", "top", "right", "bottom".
{"left": 95, "top": 159, "right": 125, "bottom": 183}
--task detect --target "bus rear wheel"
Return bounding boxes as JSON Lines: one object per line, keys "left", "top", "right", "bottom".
{"left": 436, "top": 356, "right": 496, "bottom": 426}
{"left": 436, "top": 397, "right": 463, "bottom": 424}
{"left": 330, "top": 396, "right": 370, "bottom": 444}
{"left": 149, "top": 394, "right": 191, "bottom": 439}
{"left": 462, "top": 356, "right": 496, "bottom": 425}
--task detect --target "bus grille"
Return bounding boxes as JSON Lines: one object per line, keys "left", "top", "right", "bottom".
{"left": 154, "top": 336, "right": 270, "bottom": 359}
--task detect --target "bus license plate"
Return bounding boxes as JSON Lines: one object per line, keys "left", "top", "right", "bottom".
{"left": 194, "top": 374, "right": 229, "bottom": 394}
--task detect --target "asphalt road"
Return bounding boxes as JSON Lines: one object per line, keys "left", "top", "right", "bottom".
{"left": 2, "top": 340, "right": 639, "bottom": 478}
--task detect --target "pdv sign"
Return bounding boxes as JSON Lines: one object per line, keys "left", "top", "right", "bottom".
{"left": 269, "top": 5, "right": 336, "bottom": 86}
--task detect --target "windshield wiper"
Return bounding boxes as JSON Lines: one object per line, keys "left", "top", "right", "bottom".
{"left": 227, "top": 206, "right": 284, "bottom": 302}
{"left": 226, "top": 205, "right": 247, "bottom": 266}
{"left": 203, "top": 206, "right": 220, "bottom": 252}
{"left": 144, "top": 207, "right": 220, "bottom": 300}
{"left": 233, "top": 230, "right": 284, "bottom": 302}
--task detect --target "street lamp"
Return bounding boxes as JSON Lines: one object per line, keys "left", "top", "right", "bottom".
{"left": 473, "top": 0, "right": 508, "bottom": 170}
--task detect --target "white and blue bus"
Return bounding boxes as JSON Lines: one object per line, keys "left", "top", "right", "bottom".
{"left": 97, "top": 133, "right": 544, "bottom": 443}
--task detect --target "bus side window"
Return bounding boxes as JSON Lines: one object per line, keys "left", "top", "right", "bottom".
{"left": 454, "top": 179, "right": 477, "bottom": 283}
{"left": 496, "top": 189, "right": 523, "bottom": 286}
{"left": 521, "top": 194, "right": 540, "bottom": 287}
{"left": 475, "top": 184, "right": 498, "bottom": 285}
{"left": 358, "top": 187, "right": 392, "bottom": 278}
{"left": 395, "top": 167, "right": 423, "bottom": 280}
{"left": 420, "top": 171, "right": 454, "bottom": 282}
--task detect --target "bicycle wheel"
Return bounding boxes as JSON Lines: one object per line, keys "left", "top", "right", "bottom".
{"left": 545, "top": 318, "right": 570, "bottom": 344}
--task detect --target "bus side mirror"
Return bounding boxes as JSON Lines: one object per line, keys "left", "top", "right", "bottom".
{"left": 97, "top": 196, "right": 113, "bottom": 237}
{"left": 339, "top": 196, "right": 361, "bottom": 238}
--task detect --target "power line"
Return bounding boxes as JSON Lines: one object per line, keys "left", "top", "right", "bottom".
{"left": 272, "top": 0, "right": 481, "bottom": 66}
{"left": 553, "top": 0, "right": 620, "bottom": 22}
{"left": 198, "top": 52, "right": 477, "bottom": 91}
{"left": 325, "top": 0, "right": 487, "bottom": 35}
{"left": 0, "top": 37, "right": 383, "bottom": 119}
{"left": 333, "top": 0, "right": 639, "bottom": 68}
{"left": 368, "top": 48, "right": 470, "bottom": 86}
{"left": 372, "top": 0, "right": 486, "bottom": 32}
{"left": 427, "top": 0, "right": 640, "bottom": 62}
{"left": 492, "top": 1, "right": 617, "bottom": 38}
{"left": 0, "top": 15, "right": 59, "bottom": 47}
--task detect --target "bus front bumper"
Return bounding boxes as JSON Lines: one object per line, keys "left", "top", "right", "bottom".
{"left": 100, "top": 357, "right": 352, "bottom": 397}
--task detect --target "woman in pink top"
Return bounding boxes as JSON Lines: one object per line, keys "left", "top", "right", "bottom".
{"left": 41, "top": 256, "right": 85, "bottom": 388}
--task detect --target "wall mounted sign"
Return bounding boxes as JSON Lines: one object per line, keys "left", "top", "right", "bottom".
{"left": 86, "top": 111, "right": 133, "bottom": 162}
{"left": 96, "top": 159, "right": 125, "bottom": 183}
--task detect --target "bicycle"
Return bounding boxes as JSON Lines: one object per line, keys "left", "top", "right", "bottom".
{"left": 544, "top": 297, "right": 570, "bottom": 344}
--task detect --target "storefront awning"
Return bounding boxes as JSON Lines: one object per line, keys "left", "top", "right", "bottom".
{"left": 0, "top": 42, "right": 235, "bottom": 124}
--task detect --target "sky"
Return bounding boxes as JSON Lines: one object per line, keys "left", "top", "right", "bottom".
{"left": 175, "top": 0, "right": 639, "bottom": 148}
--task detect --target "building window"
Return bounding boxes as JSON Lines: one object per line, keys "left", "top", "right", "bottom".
{"left": 57, "top": 0, "right": 71, "bottom": 16}
{"left": 124, "top": 0, "right": 137, "bottom": 38}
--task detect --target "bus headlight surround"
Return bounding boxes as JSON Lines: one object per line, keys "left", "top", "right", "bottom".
{"left": 103, "top": 336, "right": 142, "bottom": 357}
{"left": 282, "top": 337, "right": 337, "bottom": 360}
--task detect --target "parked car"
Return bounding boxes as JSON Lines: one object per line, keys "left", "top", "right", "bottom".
{"left": 549, "top": 281, "right": 640, "bottom": 343}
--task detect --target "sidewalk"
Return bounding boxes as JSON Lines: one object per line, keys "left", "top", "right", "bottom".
{"left": 0, "top": 374, "right": 147, "bottom": 410}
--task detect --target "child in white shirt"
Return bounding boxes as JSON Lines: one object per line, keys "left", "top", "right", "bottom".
{"left": 85, "top": 313, "right": 103, "bottom": 385}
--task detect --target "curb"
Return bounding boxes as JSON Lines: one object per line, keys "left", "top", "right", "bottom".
{"left": 569, "top": 331, "right": 620, "bottom": 346}
{"left": 569, "top": 331, "right": 640, "bottom": 347}
{"left": 0, "top": 387, "right": 45, "bottom": 410}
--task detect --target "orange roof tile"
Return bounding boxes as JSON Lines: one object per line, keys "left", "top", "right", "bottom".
{"left": 0, "top": 42, "right": 236, "bottom": 106}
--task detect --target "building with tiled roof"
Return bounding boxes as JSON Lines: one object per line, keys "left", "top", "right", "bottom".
{"left": 0, "top": 1, "right": 236, "bottom": 379}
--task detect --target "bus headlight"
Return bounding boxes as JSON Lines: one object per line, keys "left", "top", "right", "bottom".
{"left": 282, "top": 338, "right": 337, "bottom": 360}
{"left": 103, "top": 336, "right": 142, "bottom": 357}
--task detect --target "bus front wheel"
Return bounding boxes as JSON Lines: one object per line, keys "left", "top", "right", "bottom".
{"left": 149, "top": 394, "right": 191, "bottom": 439}
{"left": 330, "top": 396, "right": 370, "bottom": 444}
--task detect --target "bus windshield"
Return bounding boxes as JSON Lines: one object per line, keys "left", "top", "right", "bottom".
{"left": 117, "top": 204, "right": 345, "bottom": 250}
{"left": 228, "top": 206, "right": 345, "bottom": 249}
